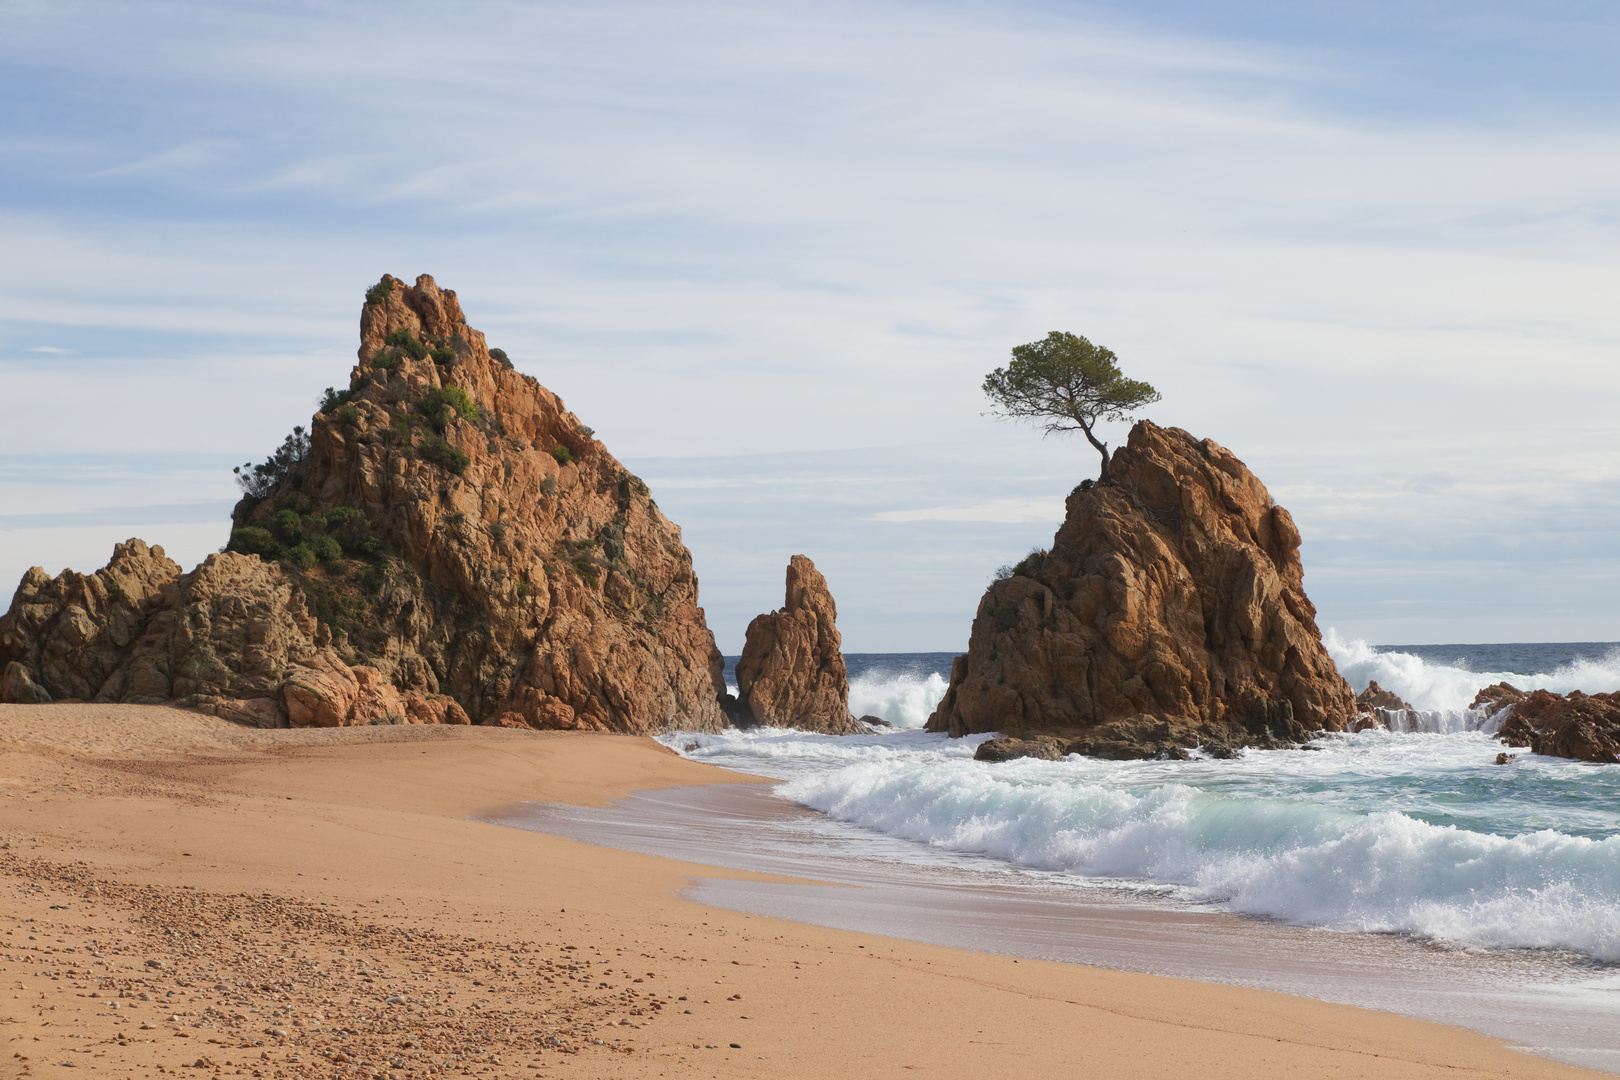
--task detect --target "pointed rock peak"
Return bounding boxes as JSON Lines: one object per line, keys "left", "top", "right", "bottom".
{"left": 1, "top": 276, "right": 729, "bottom": 734}
{"left": 783, "top": 554, "right": 833, "bottom": 615}
{"left": 736, "top": 556, "right": 870, "bottom": 735}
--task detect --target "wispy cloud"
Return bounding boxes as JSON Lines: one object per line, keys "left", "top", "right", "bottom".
{"left": 1, "top": 0, "right": 1618, "bottom": 645}
{"left": 873, "top": 499, "right": 1067, "bottom": 524}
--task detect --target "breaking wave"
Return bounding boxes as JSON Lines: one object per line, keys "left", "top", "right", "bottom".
{"left": 777, "top": 744, "right": 1620, "bottom": 960}
{"left": 678, "top": 641, "right": 1620, "bottom": 961}
{"left": 1325, "top": 630, "right": 1620, "bottom": 712}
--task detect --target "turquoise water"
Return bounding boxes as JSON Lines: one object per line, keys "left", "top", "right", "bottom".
{"left": 691, "top": 637, "right": 1620, "bottom": 961}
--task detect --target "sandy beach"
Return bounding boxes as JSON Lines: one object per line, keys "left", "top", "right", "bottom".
{"left": 0, "top": 704, "right": 1606, "bottom": 1080}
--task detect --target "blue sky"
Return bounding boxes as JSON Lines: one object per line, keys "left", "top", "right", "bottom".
{"left": 2, "top": 0, "right": 1618, "bottom": 651}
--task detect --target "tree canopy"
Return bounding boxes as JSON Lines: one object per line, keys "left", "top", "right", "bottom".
{"left": 982, "top": 331, "right": 1160, "bottom": 483}
{"left": 233, "top": 426, "right": 310, "bottom": 499}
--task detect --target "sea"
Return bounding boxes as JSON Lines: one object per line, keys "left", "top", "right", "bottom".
{"left": 492, "top": 637, "right": 1620, "bottom": 1072}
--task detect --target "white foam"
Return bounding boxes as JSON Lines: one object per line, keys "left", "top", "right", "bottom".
{"left": 677, "top": 645, "right": 1620, "bottom": 961}
{"left": 848, "top": 670, "right": 950, "bottom": 728}
{"left": 722, "top": 668, "right": 949, "bottom": 731}
{"left": 665, "top": 726, "right": 984, "bottom": 772}
{"left": 1378, "top": 709, "right": 1504, "bottom": 735}
{"left": 777, "top": 750, "right": 1620, "bottom": 960}
{"left": 1325, "top": 630, "right": 1620, "bottom": 712}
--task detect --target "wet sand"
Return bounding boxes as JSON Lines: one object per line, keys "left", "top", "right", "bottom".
{"left": 0, "top": 702, "right": 1609, "bottom": 1079}
{"left": 500, "top": 783, "right": 1620, "bottom": 1073}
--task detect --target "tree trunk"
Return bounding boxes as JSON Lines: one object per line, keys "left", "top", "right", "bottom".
{"left": 1079, "top": 422, "right": 1112, "bottom": 483}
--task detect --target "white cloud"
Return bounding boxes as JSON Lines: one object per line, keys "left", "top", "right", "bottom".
{"left": 1, "top": 0, "right": 1618, "bottom": 645}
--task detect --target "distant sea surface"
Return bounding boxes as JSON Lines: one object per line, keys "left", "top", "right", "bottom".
{"left": 728, "top": 638, "right": 1620, "bottom": 724}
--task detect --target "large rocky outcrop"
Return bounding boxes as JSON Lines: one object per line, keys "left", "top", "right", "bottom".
{"left": 1472, "top": 683, "right": 1620, "bottom": 764}
{"left": 735, "top": 555, "right": 865, "bottom": 734}
{"left": 931, "top": 421, "right": 1358, "bottom": 758}
{"left": 0, "top": 274, "right": 728, "bottom": 734}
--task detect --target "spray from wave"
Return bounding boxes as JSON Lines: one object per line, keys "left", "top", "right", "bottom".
{"left": 848, "top": 670, "right": 949, "bottom": 728}
{"left": 1324, "top": 630, "right": 1620, "bottom": 712}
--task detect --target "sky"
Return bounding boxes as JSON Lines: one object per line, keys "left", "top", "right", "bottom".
{"left": 2, "top": 0, "right": 1618, "bottom": 653}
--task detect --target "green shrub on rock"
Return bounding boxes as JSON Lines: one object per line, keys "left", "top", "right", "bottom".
{"left": 233, "top": 427, "right": 310, "bottom": 499}
{"left": 420, "top": 435, "right": 470, "bottom": 475}
{"left": 421, "top": 386, "right": 479, "bottom": 432}
{"left": 272, "top": 509, "right": 304, "bottom": 544}
{"left": 286, "top": 542, "right": 317, "bottom": 569}
{"left": 227, "top": 527, "right": 279, "bottom": 558}
{"left": 551, "top": 444, "right": 575, "bottom": 466}
{"left": 385, "top": 329, "right": 430, "bottom": 361}
{"left": 319, "top": 386, "right": 358, "bottom": 414}
{"left": 310, "top": 535, "right": 343, "bottom": 563}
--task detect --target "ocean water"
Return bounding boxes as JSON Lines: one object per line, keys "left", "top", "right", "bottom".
{"left": 697, "top": 639, "right": 1620, "bottom": 962}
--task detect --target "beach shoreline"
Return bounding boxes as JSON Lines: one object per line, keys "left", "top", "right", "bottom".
{"left": 0, "top": 703, "right": 1608, "bottom": 1079}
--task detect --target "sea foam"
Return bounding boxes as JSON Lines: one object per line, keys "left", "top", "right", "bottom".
{"left": 849, "top": 669, "right": 949, "bottom": 728}
{"left": 777, "top": 750, "right": 1620, "bottom": 960}
{"left": 679, "top": 645, "right": 1620, "bottom": 962}
{"left": 1326, "top": 630, "right": 1620, "bottom": 711}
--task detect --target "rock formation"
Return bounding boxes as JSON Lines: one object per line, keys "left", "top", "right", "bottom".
{"left": 735, "top": 555, "right": 866, "bottom": 734}
{"left": 931, "top": 421, "right": 1358, "bottom": 759}
{"left": 0, "top": 274, "right": 729, "bottom": 733}
{"left": 1471, "top": 683, "right": 1620, "bottom": 764}
{"left": 1356, "top": 680, "right": 1413, "bottom": 713}
{"left": 1352, "top": 680, "right": 1415, "bottom": 731}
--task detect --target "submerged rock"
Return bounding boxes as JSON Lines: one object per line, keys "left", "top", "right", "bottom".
{"left": 1473, "top": 683, "right": 1620, "bottom": 764}
{"left": 929, "top": 421, "right": 1357, "bottom": 760}
{"left": 0, "top": 274, "right": 729, "bottom": 733}
{"left": 735, "top": 555, "right": 867, "bottom": 734}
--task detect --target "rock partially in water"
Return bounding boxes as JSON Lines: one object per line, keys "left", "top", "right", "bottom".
{"left": 974, "top": 736, "right": 1068, "bottom": 762}
{"left": 978, "top": 699, "right": 1318, "bottom": 763}
{"left": 736, "top": 555, "right": 866, "bottom": 734}
{"left": 1473, "top": 683, "right": 1620, "bottom": 764}
{"left": 928, "top": 421, "right": 1356, "bottom": 759}
{"left": 1352, "top": 679, "right": 1417, "bottom": 732}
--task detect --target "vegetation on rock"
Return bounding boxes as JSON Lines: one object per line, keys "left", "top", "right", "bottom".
{"left": 232, "top": 427, "right": 310, "bottom": 499}
{"left": 983, "top": 331, "right": 1161, "bottom": 483}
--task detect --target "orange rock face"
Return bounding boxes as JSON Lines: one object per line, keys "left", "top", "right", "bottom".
{"left": 927, "top": 421, "right": 1358, "bottom": 753}
{"left": 1474, "top": 683, "right": 1620, "bottom": 763}
{"left": 735, "top": 555, "right": 864, "bottom": 734}
{"left": 1351, "top": 679, "right": 1415, "bottom": 731}
{"left": 0, "top": 539, "right": 181, "bottom": 705}
{"left": 0, "top": 275, "right": 729, "bottom": 734}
